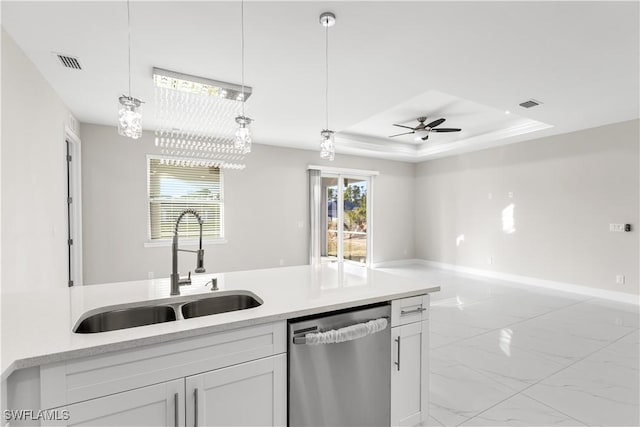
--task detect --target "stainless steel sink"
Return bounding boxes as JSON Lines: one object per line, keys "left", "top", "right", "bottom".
{"left": 74, "top": 305, "right": 176, "bottom": 334}
{"left": 73, "top": 291, "right": 263, "bottom": 333}
{"left": 181, "top": 294, "right": 262, "bottom": 319}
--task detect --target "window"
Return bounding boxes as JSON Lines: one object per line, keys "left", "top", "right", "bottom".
{"left": 148, "top": 157, "right": 223, "bottom": 241}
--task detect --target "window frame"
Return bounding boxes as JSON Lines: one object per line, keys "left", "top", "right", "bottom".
{"left": 144, "top": 155, "right": 227, "bottom": 248}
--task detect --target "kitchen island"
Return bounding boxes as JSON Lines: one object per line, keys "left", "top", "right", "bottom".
{"left": 2, "top": 263, "right": 439, "bottom": 426}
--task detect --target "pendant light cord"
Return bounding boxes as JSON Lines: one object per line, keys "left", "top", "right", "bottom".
{"left": 241, "top": 0, "right": 245, "bottom": 117}
{"left": 325, "top": 21, "right": 329, "bottom": 130}
{"left": 126, "top": 0, "right": 132, "bottom": 97}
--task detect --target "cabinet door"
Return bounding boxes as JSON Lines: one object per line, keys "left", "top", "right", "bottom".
{"left": 391, "top": 320, "right": 429, "bottom": 427}
{"left": 57, "top": 379, "right": 184, "bottom": 427}
{"left": 186, "top": 354, "right": 286, "bottom": 427}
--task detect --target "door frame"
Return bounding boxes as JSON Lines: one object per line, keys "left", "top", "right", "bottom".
{"left": 65, "top": 126, "right": 83, "bottom": 286}
{"left": 309, "top": 165, "right": 378, "bottom": 266}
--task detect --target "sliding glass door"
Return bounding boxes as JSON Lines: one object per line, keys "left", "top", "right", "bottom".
{"left": 321, "top": 175, "right": 369, "bottom": 265}
{"left": 342, "top": 177, "right": 368, "bottom": 263}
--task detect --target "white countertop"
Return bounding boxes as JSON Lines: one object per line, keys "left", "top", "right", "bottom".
{"left": 1, "top": 263, "right": 439, "bottom": 379}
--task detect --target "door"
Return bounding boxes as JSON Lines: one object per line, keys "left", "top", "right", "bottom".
{"left": 321, "top": 174, "right": 370, "bottom": 264}
{"left": 186, "top": 354, "right": 286, "bottom": 427}
{"left": 391, "top": 320, "right": 429, "bottom": 427}
{"left": 56, "top": 379, "right": 184, "bottom": 426}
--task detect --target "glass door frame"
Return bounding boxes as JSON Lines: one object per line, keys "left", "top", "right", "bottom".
{"left": 321, "top": 172, "right": 373, "bottom": 266}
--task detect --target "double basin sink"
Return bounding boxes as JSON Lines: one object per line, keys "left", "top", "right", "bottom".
{"left": 74, "top": 291, "right": 262, "bottom": 334}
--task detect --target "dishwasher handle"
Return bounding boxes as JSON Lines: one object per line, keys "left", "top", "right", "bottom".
{"left": 293, "top": 317, "right": 389, "bottom": 345}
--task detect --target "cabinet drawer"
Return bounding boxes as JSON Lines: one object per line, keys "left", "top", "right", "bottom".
{"left": 41, "top": 321, "right": 286, "bottom": 409}
{"left": 391, "top": 295, "right": 429, "bottom": 327}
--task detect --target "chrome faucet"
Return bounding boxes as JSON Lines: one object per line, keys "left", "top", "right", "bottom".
{"left": 171, "top": 209, "right": 206, "bottom": 296}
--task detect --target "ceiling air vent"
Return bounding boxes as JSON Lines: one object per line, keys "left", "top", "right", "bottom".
{"left": 55, "top": 54, "right": 82, "bottom": 70}
{"left": 519, "top": 99, "right": 542, "bottom": 109}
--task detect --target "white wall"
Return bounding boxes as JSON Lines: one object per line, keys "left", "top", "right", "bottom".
{"left": 415, "top": 119, "right": 640, "bottom": 295}
{"left": 1, "top": 30, "right": 72, "bottom": 293}
{"left": 80, "top": 124, "right": 416, "bottom": 284}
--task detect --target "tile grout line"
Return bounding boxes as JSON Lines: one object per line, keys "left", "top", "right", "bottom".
{"left": 430, "top": 297, "right": 588, "bottom": 351}
{"left": 428, "top": 412, "right": 446, "bottom": 427}
{"left": 422, "top": 268, "right": 638, "bottom": 426}
{"left": 455, "top": 327, "right": 640, "bottom": 427}
{"left": 433, "top": 298, "right": 633, "bottom": 426}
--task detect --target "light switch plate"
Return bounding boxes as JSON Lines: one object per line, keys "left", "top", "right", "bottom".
{"left": 610, "top": 224, "right": 625, "bottom": 232}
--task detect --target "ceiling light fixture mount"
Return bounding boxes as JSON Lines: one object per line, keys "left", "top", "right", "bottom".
{"left": 319, "top": 12, "right": 336, "bottom": 27}
{"left": 117, "top": 0, "right": 143, "bottom": 140}
{"left": 153, "top": 68, "right": 252, "bottom": 101}
{"left": 319, "top": 11, "right": 336, "bottom": 161}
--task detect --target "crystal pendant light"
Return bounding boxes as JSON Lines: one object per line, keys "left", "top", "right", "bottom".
{"left": 320, "top": 130, "right": 335, "bottom": 161}
{"left": 235, "top": 115, "right": 253, "bottom": 153}
{"left": 234, "top": 0, "right": 253, "bottom": 153}
{"left": 319, "top": 12, "right": 336, "bottom": 161}
{"left": 118, "top": 96, "right": 142, "bottom": 139}
{"left": 117, "top": 0, "right": 143, "bottom": 140}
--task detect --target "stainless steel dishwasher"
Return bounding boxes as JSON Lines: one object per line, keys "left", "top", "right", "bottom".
{"left": 288, "top": 304, "right": 391, "bottom": 426}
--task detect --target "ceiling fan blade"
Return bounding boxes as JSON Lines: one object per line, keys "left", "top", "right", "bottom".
{"left": 388, "top": 131, "right": 415, "bottom": 138}
{"left": 421, "top": 134, "right": 429, "bottom": 141}
{"left": 425, "top": 118, "right": 445, "bottom": 128}
{"left": 393, "top": 124, "right": 416, "bottom": 130}
{"left": 431, "top": 128, "right": 461, "bottom": 132}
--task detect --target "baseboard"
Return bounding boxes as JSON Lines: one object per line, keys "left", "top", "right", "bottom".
{"left": 376, "top": 258, "right": 639, "bottom": 305}
{"left": 371, "top": 259, "right": 423, "bottom": 268}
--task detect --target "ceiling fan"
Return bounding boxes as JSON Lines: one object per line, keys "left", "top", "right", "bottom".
{"left": 389, "top": 116, "right": 461, "bottom": 141}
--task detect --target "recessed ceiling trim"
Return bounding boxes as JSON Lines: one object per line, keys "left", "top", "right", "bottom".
{"left": 414, "top": 120, "right": 553, "bottom": 159}
{"left": 336, "top": 133, "right": 418, "bottom": 155}
{"left": 334, "top": 120, "right": 553, "bottom": 162}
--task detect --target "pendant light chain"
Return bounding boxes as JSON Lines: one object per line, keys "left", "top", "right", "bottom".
{"left": 325, "top": 22, "right": 329, "bottom": 130}
{"left": 127, "top": 0, "right": 132, "bottom": 97}
{"left": 241, "top": 0, "right": 245, "bottom": 117}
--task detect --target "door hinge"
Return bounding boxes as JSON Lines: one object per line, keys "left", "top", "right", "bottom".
{"left": 67, "top": 154, "right": 72, "bottom": 162}
{"left": 67, "top": 196, "right": 72, "bottom": 205}
{"left": 68, "top": 238, "right": 73, "bottom": 246}
{"left": 68, "top": 280, "right": 74, "bottom": 287}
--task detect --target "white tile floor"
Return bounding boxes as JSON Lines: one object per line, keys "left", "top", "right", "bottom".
{"left": 380, "top": 264, "right": 640, "bottom": 427}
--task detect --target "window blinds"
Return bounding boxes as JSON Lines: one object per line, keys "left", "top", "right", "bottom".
{"left": 148, "top": 158, "right": 223, "bottom": 240}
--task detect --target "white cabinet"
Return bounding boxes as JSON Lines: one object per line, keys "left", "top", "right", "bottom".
{"left": 56, "top": 379, "right": 184, "bottom": 427}
{"left": 391, "top": 296, "right": 429, "bottom": 427}
{"left": 186, "top": 354, "right": 286, "bottom": 427}
{"left": 33, "top": 322, "right": 286, "bottom": 427}
{"left": 54, "top": 355, "right": 286, "bottom": 427}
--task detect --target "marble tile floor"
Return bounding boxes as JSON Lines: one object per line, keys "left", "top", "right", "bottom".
{"left": 380, "top": 264, "right": 640, "bottom": 427}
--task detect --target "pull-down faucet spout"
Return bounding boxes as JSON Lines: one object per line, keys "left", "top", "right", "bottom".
{"left": 171, "top": 209, "right": 206, "bottom": 296}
